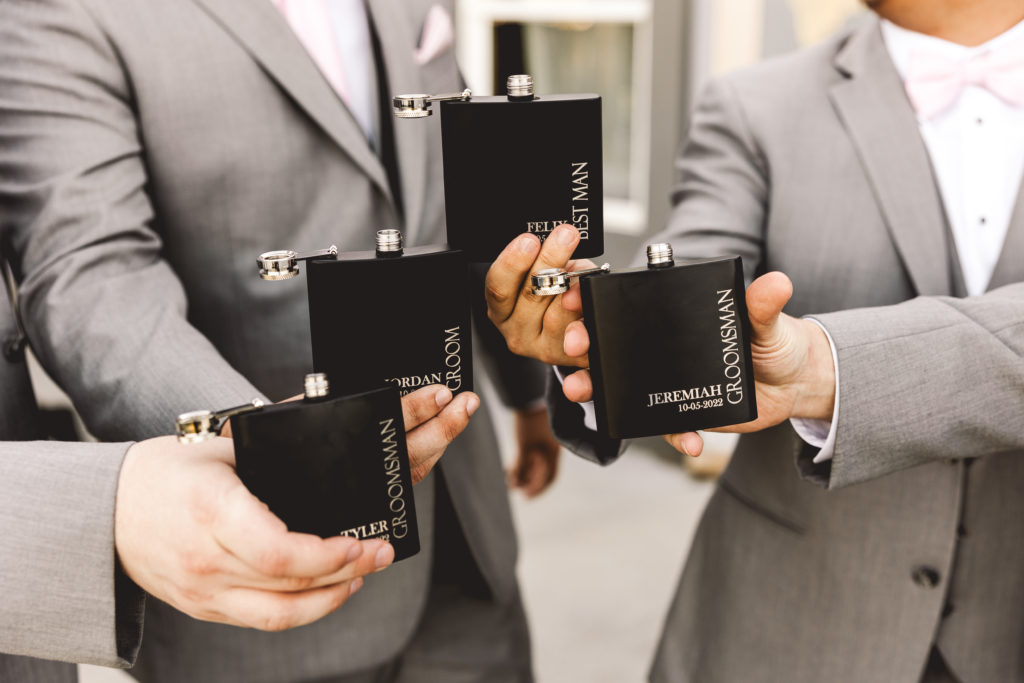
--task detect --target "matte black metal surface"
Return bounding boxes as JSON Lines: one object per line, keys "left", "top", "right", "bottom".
{"left": 581, "top": 256, "right": 757, "bottom": 439}
{"left": 231, "top": 386, "right": 420, "bottom": 561}
{"left": 307, "top": 246, "right": 473, "bottom": 398}
{"left": 440, "top": 94, "right": 604, "bottom": 262}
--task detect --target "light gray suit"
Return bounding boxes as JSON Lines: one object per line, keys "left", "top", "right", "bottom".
{"left": 0, "top": 440, "right": 142, "bottom": 670}
{"left": 550, "top": 15, "right": 1024, "bottom": 683}
{"left": 0, "top": 276, "right": 143, "bottom": 674}
{"left": 0, "top": 0, "right": 540, "bottom": 681}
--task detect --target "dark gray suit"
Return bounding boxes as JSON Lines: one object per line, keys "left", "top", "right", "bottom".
{"left": 550, "top": 15, "right": 1024, "bottom": 683}
{"left": 0, "top": 0, "right": 540, "bottom": 680}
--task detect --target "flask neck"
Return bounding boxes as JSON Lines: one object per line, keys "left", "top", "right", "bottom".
{"left": 376, "top": 229, "right": 404, "bottom": 257}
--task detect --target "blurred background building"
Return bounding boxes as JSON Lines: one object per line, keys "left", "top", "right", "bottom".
{"left": 70, "top": 1, "right": 863, "bottom": 681}
{"left": 454, "top": 0, "right": 861, "bottom": 265}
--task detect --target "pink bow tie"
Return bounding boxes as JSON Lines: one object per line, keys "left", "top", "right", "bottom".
{"left": 905, "top": 40, "right": 1024, "bottom": 119}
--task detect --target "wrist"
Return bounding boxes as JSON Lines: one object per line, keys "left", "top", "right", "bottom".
{"left": 515, "top": 401, "right": 547, "bottom": 417}
{"left": 792, "top": 319, "right": 836, "bottom": 420}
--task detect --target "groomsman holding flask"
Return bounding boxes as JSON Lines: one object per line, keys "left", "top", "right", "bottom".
{"left": 0, "top": 0, "right": 557, "bottom": 681}
{"left": 0, "top": 258, "right": 480, "bottom": 671}
{"left": 486, "top": 0, "right": 1024, "bottom": 680}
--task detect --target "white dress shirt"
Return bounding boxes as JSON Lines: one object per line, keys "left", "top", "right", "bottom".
{"left": 564, "top": 18, "right": 1024, "bottom": 447}
{"left": 794, "top": 17, "right": 1024, "bottom": 461}
{"left": 273, "top": 0, "right": 379, "bottom": 149}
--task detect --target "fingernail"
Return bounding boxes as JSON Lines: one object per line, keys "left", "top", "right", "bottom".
{"left": 435, "top": 387, "right": 453, "bottom": 408}
{"left": 345, "top": 543, "right": 364, "bottom": 564}
{"left": 555, "top": 226, "right": 577, "bottom": 247}
{"left": 349, "top": 577, "right": 364, "bottom": 596}
{"left": 466, "top": 394, "right": 480, "bottom": 417}
{"left": 518, "top": 234, "right": 539, "bottom": 254}
{"left": 678, "top": 437, "right": 692, "bottom": 457}
{"left": 375, "top": 544, "right": 395, "bottom": 569}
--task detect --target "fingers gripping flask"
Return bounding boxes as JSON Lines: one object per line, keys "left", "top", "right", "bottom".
{"left": 533, "top": 245, "right": 757, "bottom": 439}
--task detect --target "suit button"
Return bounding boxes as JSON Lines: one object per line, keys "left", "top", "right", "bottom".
{"left": 942, "top": 603, "right": 955, "bottom": 618}
{"left": 957, "top": 525, "right": 968, "bottom": 539}
{"left": 912, "top": 566, "right": 941, "bottom": 588}
{"left": 1, "top": 335, "right": 26, "bottom": 362}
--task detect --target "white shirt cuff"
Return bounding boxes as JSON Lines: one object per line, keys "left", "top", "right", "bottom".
{"left": 789, "top": 317, "right": 840, "bottom": 464}
{"left": 553, "top": 366, "right": 599, "bottom": 432}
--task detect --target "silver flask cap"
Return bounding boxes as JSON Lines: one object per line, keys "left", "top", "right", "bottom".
{"left": 175, "top": 410, "right": 218, "bottom": 444}
{"left": 174, "top": 398, "right": 266, "bottom": 443}
{"left": 258, "top": 250, "right": 302, "bottom": 280}
{"left": 530, "top": 263, "right": 611, "bottom": 296}
{"left": 304, "top": 373, "right": 330, "bottom": 399}
{"left": 392, "top": 89, "right": 472, "bottom": 118}
{"left": 257, "top": 245, "right": 338, "bottom": 280}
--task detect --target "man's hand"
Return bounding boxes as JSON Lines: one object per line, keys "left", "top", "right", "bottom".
{"left": 114, "top": 386, "right": 479, "bottom": 631}
{"left": 402, "top": 385, "right": 480, "bottom": 484}
{"left": 507, "top": 406, "right": 561, "bottom": 498}
{"left": 662, "top": 272, "right": 837, "bottom": 455}
{"left": 221, "top": 385, "right": 479, "bottom": 485}
{"left": 485, "top": 225, "right": 593, "bottom": 367}
{"left": 554, "top": 271, "right": 837, "bottom": 456}
{"left": 114, "top": 436, "right": 393, "bottom": 631}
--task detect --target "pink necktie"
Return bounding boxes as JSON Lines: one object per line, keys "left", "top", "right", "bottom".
{"left": 905, "top": 39, "right": 1024, "bottom": 120}
{"left": 274, "top": 0, "right": 350, "bottom": 104}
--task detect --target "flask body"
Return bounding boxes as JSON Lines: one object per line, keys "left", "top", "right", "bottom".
{"left": 307, "top": 246, "right": 473, "bottom": 397}
{"left": 581, "top": 256, "right": 757, "bottom": 439}
{"left": 231, "top": 386, "right": 420, "bottom": 561}
{"left": 440, "top": 94, "right": 604, "bottom": 261}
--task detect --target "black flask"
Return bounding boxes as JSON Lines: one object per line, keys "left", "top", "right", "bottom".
{"left": 257, "top": 230, "right": 472, "bottom": 397}
{"left": 174, "top": 374, "right": 420, "bottom": 561}
{"left": 393, "top": 74, "right": 603, "bottom": 262}
{"left": 533, "top": 244, "right": 757, "bottom": 439}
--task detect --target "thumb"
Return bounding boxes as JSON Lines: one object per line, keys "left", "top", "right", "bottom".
{"left": 745, "top": 271, "right": 793, "bottom": 339}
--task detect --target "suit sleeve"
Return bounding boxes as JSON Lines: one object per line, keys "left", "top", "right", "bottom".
{"left": 801, "top": 283, "right": 1024, "bottom": 489}
{"left": 549, "top": 77, "right": 770, "bottom": 463}
{"left": 0, "top": 0, "right": 264, "bottom": 441}
{"left": 648, "top": 78, "right": 769, "bottom": 279}
{"left": 0, "top": 441, "right": 145, "bottom": 668}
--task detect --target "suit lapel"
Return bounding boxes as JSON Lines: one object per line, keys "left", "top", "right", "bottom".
{"left": 829, "top": 16, "right": 953, "bottom": 296}
{"left": 366, "top": 0, "right": 428, "bottom": 243}
{"left": 988, "top": 179, "right": 1024, "bottom": 289}
{"left": 190, "top": 0, "right": 393, "bottom": 204}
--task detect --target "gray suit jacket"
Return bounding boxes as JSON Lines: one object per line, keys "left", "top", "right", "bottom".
{"left": 813, "top": 283, "right": 1024, "bottom": 487}
{"left": 0, "top": 285, "right": 143, "bottom": 671}
{"left": 552, "top": 15, "right": 1024, "bottom": 683}
{"left": 0, "top": 0, "right": 543, "bottom": 680}
{"left": 0, "top": 440, "right": 142, "bottom": 669}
